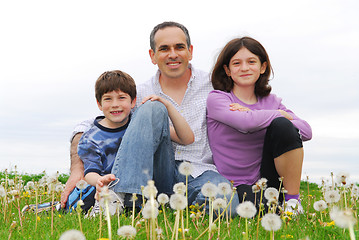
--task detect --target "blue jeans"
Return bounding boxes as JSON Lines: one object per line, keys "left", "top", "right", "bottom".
{"left": 175, "top": 161, "right": 240, "bottom": 217}
{"left": 111, "top": 101, "right": 175, "bottom": 195}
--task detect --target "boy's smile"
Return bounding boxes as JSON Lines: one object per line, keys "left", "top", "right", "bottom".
{"left": 97, "top": 90, "right": 136, "bottom": 129}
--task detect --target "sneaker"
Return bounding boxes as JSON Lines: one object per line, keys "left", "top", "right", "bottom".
{"left": 283, "top": 199, "right": 303, "bottom": 215}
{"left": 22, "top": 201, "right": 61, "bottom": 214}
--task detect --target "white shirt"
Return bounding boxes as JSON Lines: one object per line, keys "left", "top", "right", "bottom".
{"left": 136, "top": 64, "right": 217, "bottom": 178}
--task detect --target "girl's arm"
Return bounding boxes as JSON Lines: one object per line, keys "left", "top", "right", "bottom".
{"left": 207, "top": 91, "right": 283, "bottom": 133}
{"left": 142, "top": 95, "right": 194, "bottom": 145}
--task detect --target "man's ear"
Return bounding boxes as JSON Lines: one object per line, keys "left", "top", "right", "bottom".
{"left": 131, "top": 97, "right": 137, "bottom": 109}
{"left": 188, "top": 45, "right": 193, "bottom": 61}
{"left": 97, "top": 100, "right": 103, "bottom": 111}
{"left": 149, "top": 49, "right": 157, "bottom": 65}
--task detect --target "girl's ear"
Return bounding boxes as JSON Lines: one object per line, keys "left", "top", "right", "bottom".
{"left": 223, "top": 65, "right": 231, "bottom": 76}
{"left": 260, "top": 62, "right": 267, "bottom": 74}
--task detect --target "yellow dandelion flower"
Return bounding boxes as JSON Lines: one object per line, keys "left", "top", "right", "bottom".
{"left": 326, "top": 221, "right": 335, "bottom": 227}
{"left": 178, "top": 228, "right": 182, "bottom": 232}
{"left": 37, "top": 216, "right": 41, "bottom": 221}
{"left": 58, "top": 214, "right": 62, "bottom": 218}
{"left": 285, "top": 211, "right": 294, "bottom": 216}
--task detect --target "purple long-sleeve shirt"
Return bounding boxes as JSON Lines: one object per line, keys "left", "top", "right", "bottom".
{"left": 206, "top": 90, "right": 312, "bottom": 186}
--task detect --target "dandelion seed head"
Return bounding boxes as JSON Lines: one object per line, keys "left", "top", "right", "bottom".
{"left": 201, "top": 182, "right": 218, "bottom": 198}
{"left": 252, "top": 184, "right": 260, "bottom": 193}
{"left": 324, "top": 189, "right": 340, "bottom": 203}
{"left": 261, "top": 213, "right": 282, "bottom": 231}
{"left": 330, "top": 207, "right": 357, "bottom": 228}
{"left": 236, "top": 201, "right": 257, "bottom": 218}
{"left": 157, "top": 193, "right": 169, "bottom": 205}
{"left": 218, "top": 182, "right": 232, "bottom": 196}
{"left": 145, "top": 199, "right": 159, "bottom": 209}
{"left": 213, "top": 198, "right": 227, "bottom": 210}
{"left": 173, "top": 182, "right": 186, "bottom": 195}
{"left": 336, "top": 172, "right": 349, "bottom": 185}
{"left": 142, "top": 182, "right": 158, "bottom": 199}
{"left": 178, "top": 161, "right": 193, "bottom": 176}
{"left": 170, "top": 193, "right": 187, "bottom": 210}
{"left": 142, "top": 205, "right": 159, "bottom": 219}
{"left": 76, "top": 180, "right": 88, "bottom": 190}
{"left": 55, "top": 183, "right": 64, "bottom": 193}
{"left": 264, "top": 187, "right": 279, "bottom": 201}
{"left": 256, "top": 178, "right": 268, "bottom": 190}
{"left": 0, "top": 186, "right": 6, "bottom": 197}
{"left": 313, "top": 200, "right": 327, "bottom": 212}
{"left": 26, "top": 181, "right": 35, "bottom": 190}
{"left": 117, "top": 225, "right": 137, "bottom": 237}
{"left": 59, "top": 229, "right": 86, "bottom": 240}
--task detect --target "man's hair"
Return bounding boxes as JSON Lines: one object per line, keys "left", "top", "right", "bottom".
{"left": 150, "top": 21, "right": 191, "bottom": 51}
{"left": 95, "top": 70, "right": 136, "bottom": 103}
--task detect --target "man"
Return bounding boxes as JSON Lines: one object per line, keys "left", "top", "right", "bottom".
{"left": 61, "top": 21, "right": 239, "bottom": 213}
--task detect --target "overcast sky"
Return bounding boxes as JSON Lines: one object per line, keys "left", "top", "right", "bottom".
{"left": 1, "top": 0, "right": 358, "bottom": 183}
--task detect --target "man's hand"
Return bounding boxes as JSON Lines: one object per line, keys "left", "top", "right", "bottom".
{"left": 60, "top": 133, "right": 84, "bottom": 208}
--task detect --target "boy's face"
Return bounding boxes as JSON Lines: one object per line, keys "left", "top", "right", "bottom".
{"left": 97, "top": 90, "right": 136, "bottom": 129}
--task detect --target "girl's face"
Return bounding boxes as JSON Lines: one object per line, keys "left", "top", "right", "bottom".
{"left": 224, "top": 47, "right": 267, "bottom": 89}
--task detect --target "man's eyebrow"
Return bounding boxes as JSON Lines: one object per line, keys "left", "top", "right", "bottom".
{"left": 158, "top": 43, "right": 186, "bottom": 49}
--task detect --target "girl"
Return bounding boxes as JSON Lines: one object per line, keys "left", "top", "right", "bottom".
{"left": 207, "top": 37, "right": 312, "bottom": 213}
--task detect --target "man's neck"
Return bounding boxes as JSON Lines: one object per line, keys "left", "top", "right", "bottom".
{"left": 159, "top": 68, "right": 192, "bottom": 105}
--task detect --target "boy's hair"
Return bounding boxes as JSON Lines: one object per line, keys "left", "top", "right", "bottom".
{"left": 95, "top": 70, "right": 136, "bottom": 104}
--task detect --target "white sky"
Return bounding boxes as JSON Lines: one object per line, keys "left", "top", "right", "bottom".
{"left": 1, "top": 0, "right": 358, "bottom": 183}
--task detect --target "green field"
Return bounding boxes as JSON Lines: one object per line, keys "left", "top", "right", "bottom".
{"left": 0, "top": 169, "right": 358, "bottom": 240}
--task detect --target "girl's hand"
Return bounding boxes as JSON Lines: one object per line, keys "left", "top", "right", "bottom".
{"left": 229, "top": 103, "right": 251, "bottom": 111}
{"left": 278, "top": 110, "right": 293, "bottom": 120}
{"left": 142, "top": 94, "right": 169, "bottom": 106}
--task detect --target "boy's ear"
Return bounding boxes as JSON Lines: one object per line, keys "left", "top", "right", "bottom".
{"left": 131, "top": 97, "right": 137, "bottom": 109}
{"left": 97, "top": 100, "right": 103, "bottom": 111}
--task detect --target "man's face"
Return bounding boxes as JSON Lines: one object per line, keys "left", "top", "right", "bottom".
{"left": 149, "top": 27, "right": 193, "bottom": 80}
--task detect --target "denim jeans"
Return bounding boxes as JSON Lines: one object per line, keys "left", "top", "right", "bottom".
{"left": 175, "top": 161, "right": 240, "bottom": 217}
{"left": 111, "top": 101, "right": 175, "bottom": 195}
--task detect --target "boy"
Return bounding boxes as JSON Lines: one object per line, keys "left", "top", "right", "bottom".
{"left": 69, "top": 70, "right": 194, "bottom": 213}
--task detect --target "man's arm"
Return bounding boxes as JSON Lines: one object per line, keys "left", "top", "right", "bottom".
{"left": 60, "top": 133, "right": 85, "bottom": 208}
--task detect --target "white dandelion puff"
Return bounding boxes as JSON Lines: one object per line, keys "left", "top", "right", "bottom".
{"left": 145, "top": 200, "right": 159, "bottom": 209}
{"left": 236, "top": 201, "right": 257, "bottom": 219}
{"left": 313, "top": 200, "right": 328, "bottom": 212}
{"left": 336, "top": 172, "right": 349, "bottom": 185}
{"left": 213, "top": 198, "right": 227, "bottom": 210}
{"left": 170, "top": 193, "right": 187, "bottom": 210}
{"left": 256, "top": 178, "right": 268, "bottom": 190}
{"left": 0, "top": 186, "right": 6, "bottom": 197}
{"left": 26, "top": 181, "right": 35, "bottom": 190}
{"left": 157, "top": 193, "right": 169, "bottom": 205}
{"left": 330, "top": 207, "right": 357, "bottom": 228}
{"left": 173, "top": 182, "right": 186, "bottom": 195}
{"left": 59, "top": 229, "right": 86, "bottom": 240}
{"left": 178, "top": 161, "right": 193, "bottom": 176}
{"left": 218, "top": 182, "right": 232, "bottom": 196}
{"left": 142, "top": 204, "right": 159, "bottom": 219}
{"left": 261, "top": 213, "right": 282, "bottom": 231}
{"left": 76, "top": 180, "right": 88, "bottom": 190}
{"left": 117, "top": 225, "right": 137, "bottom": 238}
{"left": 142, "top": 183, "right": 158, "bottom": 199}
{"left": 252, "top": 184, "right": 261, "bottom": 193}
{"left": 264, "top": 187, "right": 279, "bottom": 201}
{"left": 55, "top": 183, "right": 64, "bottom": 193}
{"left": 324, "top": 189, "right": 340, "bottom": 203}
{"left": 201, "top": 182, "right": 218, "bottom": 198}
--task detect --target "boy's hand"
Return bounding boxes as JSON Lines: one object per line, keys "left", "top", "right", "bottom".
{"left": 95, "top": 174, "right": 116, "bottom": 199}
{"left": 229, "top": 103, "right": 251, "bottom": 111}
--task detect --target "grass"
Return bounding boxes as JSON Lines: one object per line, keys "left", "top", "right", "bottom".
{"left": 0, "top": 169, "right": 358, "bottom": 240}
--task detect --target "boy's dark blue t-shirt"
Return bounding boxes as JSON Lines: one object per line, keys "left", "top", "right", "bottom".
{"left": 78, "top": 115, "right": 130, "bottom": 176}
